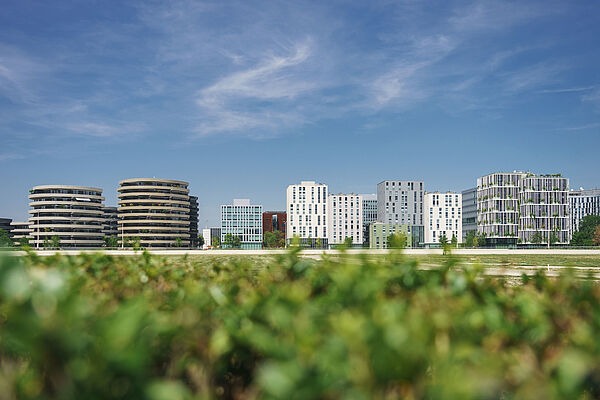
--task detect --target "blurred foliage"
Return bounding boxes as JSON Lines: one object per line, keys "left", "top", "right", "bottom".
{"left": 1, "top": 249, "right": 600, "bottom": 399}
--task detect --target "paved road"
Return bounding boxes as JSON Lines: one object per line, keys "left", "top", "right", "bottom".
{"left": 5, "top": 248, "right": 600, "bottom": 256}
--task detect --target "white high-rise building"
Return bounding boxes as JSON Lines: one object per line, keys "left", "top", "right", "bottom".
{"left": 424, "top": 192, "right": 462, "bottom": 245}
{"left": 202, "top": 228, "right": 211, "bottom": 249}
{"left": 286, "top": 181, "right": 328, "bottom": 247}
{"left": 327, "top": 193, "right": 363, "bottom": 246}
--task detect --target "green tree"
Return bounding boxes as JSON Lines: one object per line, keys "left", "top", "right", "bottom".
{"left": 531, "top": 231, "right": 543, "bottom": 244}
{"left": 476, "top": 233, "right": 486, "bottom": 247}
{"left": 211, "top": 236, "right": 220, "bottom": 248}
{"left": 451, "top": 234, "right": 458, "bottom": 247}
{"left": 232, "top": 235, "right": 242, "bottom": 249}
{"left": 174, "top": 237, "right": 183, "bottom": 248}
{"left": 276, "top": 230, "right": 285, "bottom": 248}
{"left": 387, "top": 233, "right": 407, "bottom": 249}
{"left": 104, "top": 236, "right": 118, "bottom": 249}
{"left": 223, "top": 234, "right": 234, "bottom": 248}
{"left": 439, "top": 234, "right": 448, "bottom": 246}
{"left": 132, "top": 237, "right": 142, "bottom": 251}
{"left": 465, "top": 231, "right": 476, "bottom": 247}
{"left": 315, "top": 238, "right": 322, "bottom": 249}
{"left": 343, "top": 237, "right": 353, "bottom": 248}
{"left": 0, "top": 228, "right": 12, "bottom": 247}
{"left": 571, "top": 215, "right": 600, "bottom": 246}
{"left": 264, "top": 231, "right": 277, "bottom": 248}
{"left": 549, "top": 231, "right": 559, "bottom": 246}
{"left": 198, "top": 235, "right": 205, "bottom": 247}
{"left": 18, "top": 236, "right": 30, "bottom": 248}
{"left": 51, "top": 235, "right": 61, "bottom": 249}
{"left": 594, "top": 226, "right": 600, "bottom": 246}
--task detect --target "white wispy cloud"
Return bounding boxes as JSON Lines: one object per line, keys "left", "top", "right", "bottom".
{"left": 564, "top": 122, "right": 600, "bottom": 131}
{"left": 538, "top": 86, "right": 596, "bottom": 94}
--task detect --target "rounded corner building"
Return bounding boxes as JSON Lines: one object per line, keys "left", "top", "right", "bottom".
{"left": 29, "top": 185, "right": 105, "bottom": 248}
{"left": 118, "top": 178, "right": 191, "bottom": 248}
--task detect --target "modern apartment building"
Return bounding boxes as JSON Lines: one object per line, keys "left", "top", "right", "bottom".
{"left": 518, "top": 174, "right": 570, "bottom": 244}
{"left": 220, "top": 199, "right": 263, "bottom": 249}
{"left": 202, "top": 228, "right": 211, "bottom": 248}
{"left": 477, "top": 172, "right": 525, "bottom": 246}
{"left": 327, "top": 193, "right": 363, "bottom": 246}
{"left": 377, "top": 180, "right": 424, "bottom": 246}
{"left": 10, "top": 221, "right": 31, "bottom": 245}
{"left": 569, "top": 189, "right": 600, "bottom": 238}
{"left": 29, "top": 185, "right": 106, "bottom": 248}
{"left": 102, "top": 206, "right": 118, "bottom": 238}
{"left": 361, "top": 194, "right": 377, "bottom": 247}
{"left": 424, "top": 192, "right": 462, "bottom": 245}
{"left": 461, "top": 187, "right": 477, "bottom": 241}
{"left": 189, "top": 195, "right": 199, "bottom": 247}
{"left": 477, "top": 172, "right": 570, "bottom": 245}
{"left": 286, "top": 181, "right": 328, "bottom": 247}
{"left": 369, "top": 222, "right": 412, "bottom": 249}
{"left": 263, "top": 211, "right": 287, "bottom": 236}
{"left": 118, "top": 178, "right": 191, "bottom": 248}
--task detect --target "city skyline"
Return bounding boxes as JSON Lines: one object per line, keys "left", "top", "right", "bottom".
{"left": 1, "top": 1, "right": 600, "bottom": 226}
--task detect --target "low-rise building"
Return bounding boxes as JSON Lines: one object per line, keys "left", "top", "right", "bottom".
{"left": 263, "top": 211, "right": 287, "bottom": 236}
{"left": 10, "top": 221, "right": 31, "bottom": 246}
{"left": 369, "top": 222, "right": 413, "bottom": 249}
{"left": 425, "top": 192, "right": 462, "bottom": 245}
{"left": 221, "top": 199, "right": 263, "bottom": 249}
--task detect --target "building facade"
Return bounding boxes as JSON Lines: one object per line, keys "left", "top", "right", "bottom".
{"left": 569, "top": 189, "right": 600, "bottom": 238}
{"left": 518, "top": 175, "right": 570, "bottom": 244}
{"left": 369, "top": 222, "right": 413, "bottom": 249}
{"left": 0, "top": 218, "right": 11, "bottom": 235}
{"left": 102, "top": 206, "right": 118, "bottom": 239}
{"left": 361, "top": 194, "right": 377, "bottom": 247}
{"left": 10, "top": 221, "right": 31, "bottom": 246}
{"left": 118, "top": 178, "right": 191, "bottom": 248}
{"left": 424, "top": 192, "right": 462, "bottom": 245}
{"left": 263, "top": 211, "right": 287, "bottom": 236}
{"left": 286, "top": 181, "right": 328, "bottom": 247}
{"left": 377, "top": 180, "right": 424, "bottom": 246}
{"left": 221, "top": 199, "right": 263, "bottom": 249}
{"left": 477, "top": 172, "right": 570, "bottom": 245}
{"left": 461, "top": 187, "right": 477, "bottom": 241}
{"left": 202, "top": 228, "right": 211, "bottom": 249}
{"left": 477, "top": 172, "right": 526, "bottom": 246}
{"left": 29, "top": 185, "right": 106, "bottom": 248}
{"left": 189, "top": 195, "right": 199, "bottom": 247}
{"left": 327, "top": 193, "right": 363, "bottom": 246}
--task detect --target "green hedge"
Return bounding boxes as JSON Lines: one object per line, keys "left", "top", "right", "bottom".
{"left": 1, "top": 249, "right": 600, "bottom": 399}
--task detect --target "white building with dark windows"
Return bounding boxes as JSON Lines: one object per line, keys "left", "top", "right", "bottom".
{"left": 424, "top": 192, "right": 462, "bottom": 245}
{"left": 286, "top": 181, "right": 328, "bottom": 247}
{"left": 569, "top": 189, "right": 600, "bottom": 239}
{"left": 327, "top": 193, "right": 363, "bottom": 246}
{"left": 220, "top": 199, "right": 263, "bottom": 250}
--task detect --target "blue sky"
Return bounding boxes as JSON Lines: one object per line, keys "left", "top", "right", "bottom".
{"left": 1, "top": 0, "right": 599, "bottom": 227}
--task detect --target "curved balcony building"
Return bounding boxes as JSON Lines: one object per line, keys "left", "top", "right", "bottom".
{"left": 118, "top": 178, "right": 191, "bottom": 248}
{"left": 29, "top": 185, "right": 105, "bottom": 248}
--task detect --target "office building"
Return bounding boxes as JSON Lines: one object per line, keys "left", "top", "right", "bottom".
{"left": 118, "top": 178, "right": 191, "bottom": 248}
{"left": 369, "top": 222, "right": 413, "bottom": 249}
{"left": 202, "top": 228, "right": 211, "bottom": 248}
{"left": 0, "top": 218, "right": 11, "bottom": 234}
{"left": 477, "top": 172, "right": 570, "bottom": 245}
{"left": 361, "top": 194, "right": 377, "bottom": 247}
{"left": 210, "top": 227, "right": 221, "bottom": 245}
{"left": 569, "top": 189, "right": 600, "bottom": 238}
{"left": 220, "top": 199, "right": 263, "bottom": 249}
{"left": 461, "top": 187, "right": 477, "bottom": 241}
{"left": 327, "top": 193, "right": 363, "bottom": 246}
{"left": 518, "top": 174, "right": 570, "bottom": 244}
{"left": 286, "top": 181, "right": 328, "bottom": 247}
{"left": 29, "top": 185, "right": 105, "bottom": 248}
{"left": 424, "top": 192, "right": 462, "bottom": 245}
